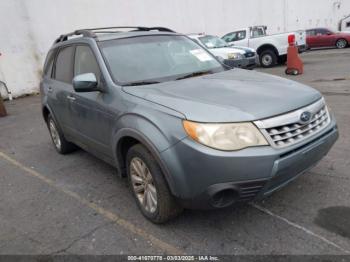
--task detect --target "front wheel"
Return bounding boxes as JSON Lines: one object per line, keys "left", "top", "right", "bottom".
{"left": 126, "top": 144, "right": 183, "bottom": 223}
{"left": 336, "top": 39, "right": 348, "bottom": 49}
{"left": 259, "top": 50, "right": 277, "bottom": 68}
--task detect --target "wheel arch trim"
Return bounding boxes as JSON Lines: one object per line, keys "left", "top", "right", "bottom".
{"left": 257, "top": 44, "right": 279, "bottom": 56}
{"left": 113, "top": 128, "right": 178, "bottom": 196}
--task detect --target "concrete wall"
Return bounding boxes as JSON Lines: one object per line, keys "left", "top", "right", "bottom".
{"left": 0, "top": 0, "right": 349, "bottom": 98}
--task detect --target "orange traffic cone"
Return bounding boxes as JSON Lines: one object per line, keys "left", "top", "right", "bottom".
{"left": 285, "top": 34, "right": 304, "bottom": 75}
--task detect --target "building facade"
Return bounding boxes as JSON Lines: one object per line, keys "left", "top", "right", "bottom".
{"left": 0, "top": 0, "right": 349, "bottom": 97}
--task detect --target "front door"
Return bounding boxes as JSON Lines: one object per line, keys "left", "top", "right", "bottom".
{"left": 69, "top": 45, "right": 115, "bottom": 158}
{"left": 314, "top": 29, "right": 333, "bottom": 47}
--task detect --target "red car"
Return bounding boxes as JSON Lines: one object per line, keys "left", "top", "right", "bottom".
{"left": 306, "top": 28, "right": 350, "bottom": 49}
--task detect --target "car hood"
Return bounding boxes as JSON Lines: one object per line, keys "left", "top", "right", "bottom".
{"left": 231, "top": 46, "right": 256, "bottom": 53}
{"left": 209, "top": 47, "right": 246, "bottom": 59}
{"left": 122, "top": 69, "right": 322, "bottom": 122}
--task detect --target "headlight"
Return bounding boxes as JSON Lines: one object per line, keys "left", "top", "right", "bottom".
{"left": 183, "top": 120, "right": 269, "bottom": 151}
{"left": 227, "top": 53, "right": 243, "bottom": 60}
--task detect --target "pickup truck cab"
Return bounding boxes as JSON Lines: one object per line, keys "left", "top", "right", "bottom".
{"left": 222, "top": 25, "right": 307, "bottom": 68}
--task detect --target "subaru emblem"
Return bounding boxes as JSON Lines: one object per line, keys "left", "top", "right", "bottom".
{"left": 300, "top": 111, "right": 312, "bottom": 123}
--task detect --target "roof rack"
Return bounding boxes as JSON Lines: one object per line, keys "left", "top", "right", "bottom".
{"left": 54, "top": 26, "right": 176, "bottom": 44}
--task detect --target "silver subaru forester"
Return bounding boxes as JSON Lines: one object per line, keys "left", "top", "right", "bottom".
{"left": 41, "top": 26, "right": 338, "bottom": 223}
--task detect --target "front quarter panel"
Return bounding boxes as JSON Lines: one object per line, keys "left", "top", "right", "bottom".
{"left": 111, "top": 93, "right": 188, "bottom": 193}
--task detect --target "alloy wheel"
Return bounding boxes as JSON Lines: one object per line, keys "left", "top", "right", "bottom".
{"left": 130, "top": 157, "right": 158, "bottom": 213}
{"left": 49, "top": 119, "right": 61, "bottom": 150}
{"left": 336, "top": 39, "right": 347, "bottom": 49}
{"left": 262, "top": 54, "right": 272, "bottom": 66}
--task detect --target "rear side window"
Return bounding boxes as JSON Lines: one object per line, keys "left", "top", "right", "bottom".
{"left": 316, "top": 29, "right": 329, "bottom": 35}
{"left": 74, "top": 46, "right": 101, "bottom": 80}
{"left": 307, "top": 30, "right": 316, "bottom": 36}
{"left": 43, "top": 50, "right": 55, "bottom": 77}
{"left": 251, "top": 28, "right": 265, "bottom": 38}
{"left": 54, "top": 46, "right": 75, "bottom": 83}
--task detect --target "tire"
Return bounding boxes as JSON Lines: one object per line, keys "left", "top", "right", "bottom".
{"left": 126, "top": 144, "right": 183, "bottom": 223}
{"left": 336, "top": 39, "right": 348, "bottom": 49}
{"left": 259, "top": 49, "right": 277, "bottom": 68}
{"left": 47, "top": 114, "right": 77, "bottom": 154}
{"left": 278, "top": 55, "right": 287, "bottom": 65}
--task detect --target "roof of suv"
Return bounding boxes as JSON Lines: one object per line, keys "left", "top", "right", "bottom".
{"left": 53, "top": 26, "right": 179, "bottom": 47}
{"left": 96, "top": 31, "right": 178, "bottom": 42}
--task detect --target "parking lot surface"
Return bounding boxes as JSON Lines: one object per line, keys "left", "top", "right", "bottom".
{"left": 0, "top": 48, "right": 349, "bottom": 255}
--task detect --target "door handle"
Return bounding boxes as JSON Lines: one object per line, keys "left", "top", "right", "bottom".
{"left": 67, "top": 95, "right": 76, "bottom": 101}
{"left": 47, "top": 86, "right": 53, "bottom": 93}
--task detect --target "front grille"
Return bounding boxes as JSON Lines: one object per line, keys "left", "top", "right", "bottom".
{"left": 255, "top": 99, "right": 331, "bottom": 148}
{"left": 245, "top": 52, "right": 256, "bottom": 58}
{"left": 223, "top": 59, "right": 236, "bottom": 68}
{"left": 237, "top": 180, "right": 267, "bottom": 201}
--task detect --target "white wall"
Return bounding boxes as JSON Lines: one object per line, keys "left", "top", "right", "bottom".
{"left": 0, "top": 0, "right": 349, "bottom": 98}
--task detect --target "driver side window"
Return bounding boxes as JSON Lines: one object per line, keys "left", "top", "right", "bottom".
{"left": 222, "top": 31, "right": 246, "bottom": 42}
{"left": 74, "top": 45, "right": 101, "bottom": 81}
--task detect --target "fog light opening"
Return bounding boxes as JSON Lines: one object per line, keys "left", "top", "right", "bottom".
{"left": 211, "top": 189, "right": 238, "bottom": 208}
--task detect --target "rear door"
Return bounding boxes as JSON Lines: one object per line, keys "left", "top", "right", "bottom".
{"left": 306, "top": 29, "right": 318, "bottom": 48}
{"left": 48, "top": 45, "right": 76, "bottom": 137}
{"left": 69, "top": 45, "right": 114, "bottom": 157}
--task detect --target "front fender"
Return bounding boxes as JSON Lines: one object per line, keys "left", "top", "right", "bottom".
{"left": 112, "top": 113, "right": 187, "bottom": 195}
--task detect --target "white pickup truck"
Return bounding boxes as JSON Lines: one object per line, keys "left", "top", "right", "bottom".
{"left": 222, "top": 25, "right": 307, "bottom": 67}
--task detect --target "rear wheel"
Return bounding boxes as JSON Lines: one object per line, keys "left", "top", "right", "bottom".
{"left": 336, "top": 39, "right": 348, "bottom": 49}
{"left": 126, "top": 144, "right": 183, "bottom": 223}
{"left": 47, "top": 114, "right": 77, "bottom": 154}
{"left": 259, "top": 49, "right": 277, "bottom": 68}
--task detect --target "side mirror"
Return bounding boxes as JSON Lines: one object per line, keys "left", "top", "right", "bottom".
{"left": 73, "top": 73, "right": 99, "bottom": 92}
{"left": 327, "top": 32, "right": 332, "bottom": 35}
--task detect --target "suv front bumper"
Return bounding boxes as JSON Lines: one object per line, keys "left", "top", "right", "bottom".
{"left": 160, "top": 119, "right": 338, "bottom": 209}
{"left": 224, "top": 56, "right": 257, "bottom": 69}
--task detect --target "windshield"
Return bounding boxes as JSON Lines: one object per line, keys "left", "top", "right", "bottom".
{"left": 99, "top": 35, "right": 224, "bottom": 85}
{"left": 198, "top": 35, "right": 228, "bottom": 48}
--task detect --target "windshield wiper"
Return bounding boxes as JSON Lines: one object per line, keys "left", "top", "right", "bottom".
{"left": 176, "top": 70, "right": 213, "bottom": 80}
{"left": 122, "top": 81, "right": 160, "bottom": 86}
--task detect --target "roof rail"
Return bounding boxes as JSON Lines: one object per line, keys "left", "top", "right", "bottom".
{"left": 54, "top": 26, "right": 176, "bottom": 44}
